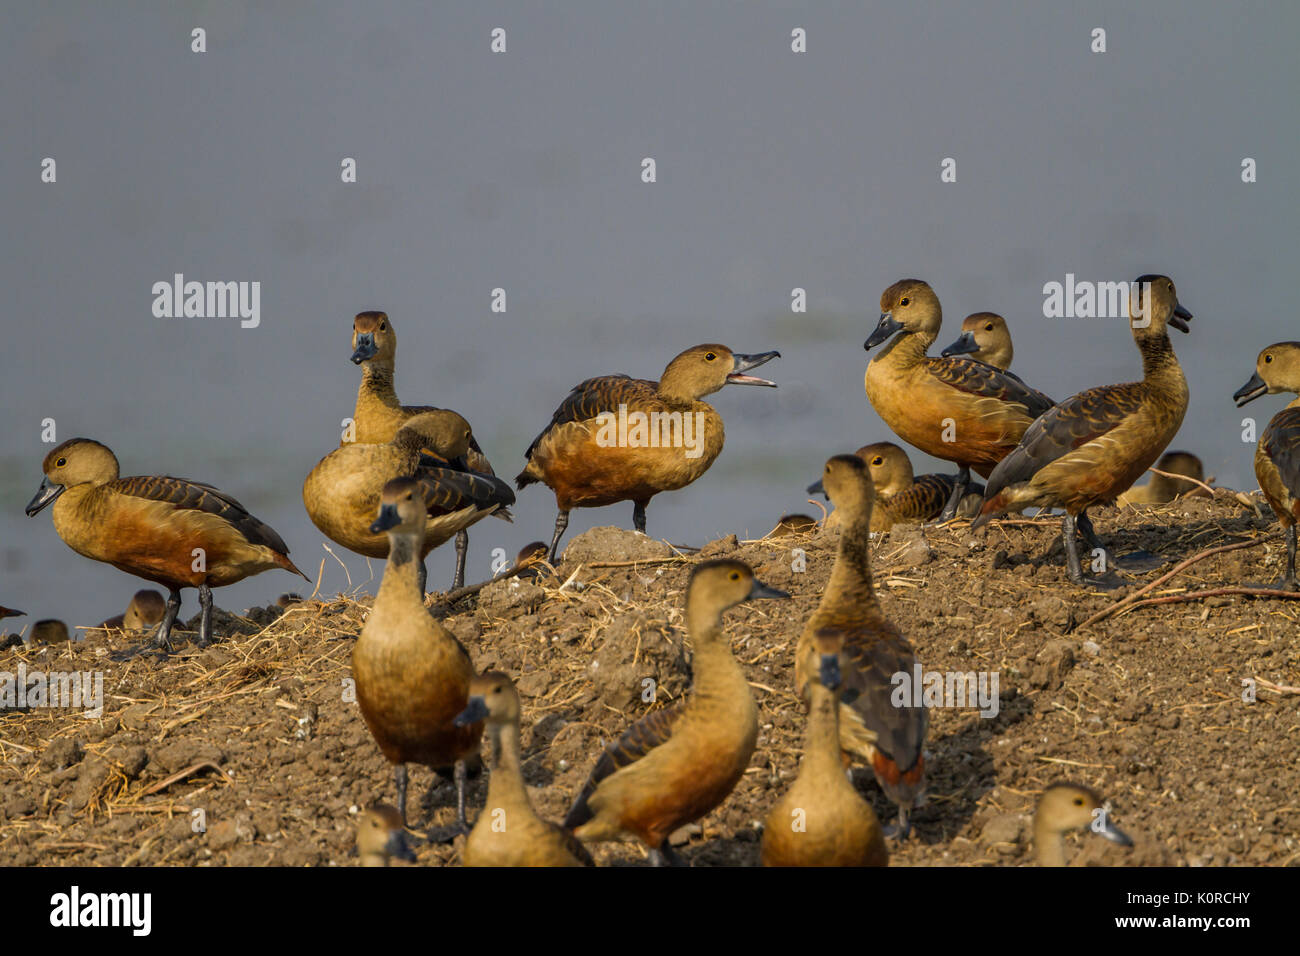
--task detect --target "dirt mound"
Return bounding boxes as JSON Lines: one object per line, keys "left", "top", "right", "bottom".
{"left": 1, "top": 494, "right": 1297, "bottom": 866}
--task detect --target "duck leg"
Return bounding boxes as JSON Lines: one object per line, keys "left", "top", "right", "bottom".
{"left": 110, "top": 587, "right": 181, "bottom": 661}
{"left": 425, "top": 759, "right": 473, "bottom": 844}
{"left": 632, "top": 499, "right": 648, "bottom": 534}
{"left": 1280, "top": 525, "right": 1298, "bottom": 591}
{"left": 417, "top": 558, "right": 427, "bottom": 595}
{"left": 452, "top": 530, "right": 468, "bottom": 590}
{"left": 884, "top": 806, "right": 913, "bottom": 841}
{"left": 548, "top": 509, "right": 570, "bottom": 563}
{"left": 1062, "top": 514, "right": 1086, "bottom": 585}
{"left": 1079, "top": 508, "right": 1162, "bottom": 572}
{"left": 648, "top": 840, "right": 685, "bottom": 867}
{"left": 939, "top": 466, "right": 970, "bottom": 521}
{"left": 195, "top": 584, "right": 214, "bottom": 648}
{"left": 394, "top": 764, "right": 410, "bottom": 825}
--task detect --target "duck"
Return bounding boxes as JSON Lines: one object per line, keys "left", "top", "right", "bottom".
{"left": 30, "top": 619, "right": 70, "bottom": 645}
{"left": 973, "top": 276, "right": 1193, "bottom": 586}
{"left": 865, "top": 282, "right": 1056, "bottom": 519}
{"left": 800, "top": 455, "right": 927, "bottom": 837}
{"left": 761, "top": 629, "right": 888, "bottom": 867}
{"left": 352, "top": 477, "right": 483, "bottom": 833}
{"left": 95, "top": 589, "right": 169, "bottom": 633}
{"left": 453, "top": 672, "right": 594, "bottom": 866}
{"left": 1233, "top": 342, "right": 1300, "bottom": 589}
{"left": 1034, "top": 782, "right": 1133, "bottom": 866}
{"left": 355, "top": 804, "right": 418, "bottom": 867}
{"left": 303, "top": 410, "right": 514, "bottom": 592}
{"left": 347, "top": 310, "right": 499, "bottom": 588}
{"left": 25, "top": 438, "right": 307, "bottom": 655}
{"left": 1116, "top": 450, "right": 1211, "bottom": 507}
{"left": 516, "top": 344, "right": 780, "bottom": 562}
{"left": 940, "top": 312, "right": 1057, "bottom": 406}
{"left": 563, "top": 559, "right": 788, "bottom": 865}
{"left": 770, "top": 513, "right": 818, "bottom": 536}
{"left": 837, "top": 441, "right": 984, "bottom": 531}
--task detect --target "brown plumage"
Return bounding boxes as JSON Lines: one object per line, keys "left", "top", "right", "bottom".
{"left": 864, "top": 282, "right": 1056, "bottom": 519}
{"left": 770, "top": 513, "right": 818, "bottom": 536}
{"left": 96, "top": 589, "right": 168, "bottom": 633}
{"left": 25, "top": 438, "right": 307, "bottom": 655}
{"left": 1234, "top": 342, "right": 1300, "bottom": 588}
{"left": 854, "top": 441, "right": 983, "bottom": 530}
{"left": 563, "top": 559, "right": 788, "bottom": 865}
{"left": 30, "top": 619, "right": 70, "bottom": 645}
{"left": 303, "top": 411, "right": 514, "bottom": 592}
{"left": 974, "top": 276, "right": 1193, "bottom": 586}
{"left": 352, "top": 477, "right": 483, "bottom": 831}
{"left": 1035, "top": 782, "right": 1132, "bottom": 867}
{"left": 800, "top": 455, "right": 927, "bottom": 837}
{"left": 1117, "top": 450, "right": 1210, "bottom": 507}
{"left": 355, "top": 804, "right": 417, "bottom": 867}
{"left": 516, "top": 344, "right": 780, "bottom": 561}
{"left": 761, "top": 630, "right": 888, "bottom": 867}
{"left": 940, "top": 312, "right": 1056, "bottom": 407}
{"left": 454, "top": 672, "right": 594, "bottom": 867}
{"left": 347, "top": 311, "right": 497, "bottom": 587}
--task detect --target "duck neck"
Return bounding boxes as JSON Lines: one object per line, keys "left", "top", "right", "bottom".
{"left": 822, "top": 508, "right": 877, "bottom": 614}
{"left": 656, "top": 369, "right": 705, "bottom": 406}
{"left": 1035, "top": 819, "right": 1068, "bottom": 867}
{"left": 685, "top": 602, "right": 747, "bottom": 702}
{"left": 358, "top": 362, "right": 400, "bottom": 409}
{"left": 1137, "top": 332, "right": 1181, "bottom": 381}
{"left": 376, "top": 532, "right": 424, "bottom": 602}
{"left": 802, "top": 682, "right": 844, "bottom": 777}
{"left": 874, "top": 329, "right": 932, "bottom": 370}
{"left": 485, "top": 721, "right": 530, "bottom": 809}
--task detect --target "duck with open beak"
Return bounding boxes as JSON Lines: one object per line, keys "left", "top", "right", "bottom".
{"left": 725, "top": 350, "right": 781, "bottom": 387}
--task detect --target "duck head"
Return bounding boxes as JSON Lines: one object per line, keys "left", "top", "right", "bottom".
{"left": 1234, "top": 342, "right": 1300, "bottom": 407}
{"left": 26, "top": 438, "right": 120, "bottom": 516}
{"left": 941, "top": 312, "right": 1012, "bottom": 368}
{"left": 658, "top": 344, "right": 780, "bottom": 402}
{"left": 866, "top": 279, "right": 942, "bottom": 351}
{"left": 351, "top": 311, "right": 397, "bottom": 366}
{"left": 1130, "top": 274, "right": 1192, "bottom": 338}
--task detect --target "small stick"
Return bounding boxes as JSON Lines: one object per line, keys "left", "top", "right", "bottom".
{"left": 1145, "top": 466, "right": 1217, "bottom": 499}
{"left": 1117, "top": 587, "right": 1300, "bottom": 614}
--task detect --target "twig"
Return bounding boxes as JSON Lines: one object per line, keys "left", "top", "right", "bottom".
{"left": 135, "top": 761, "right": 231, "bottom": 798}
{"left": 1074, "top": 534, "right": 1279, "bottom": 630}
{"left": 1115, "top": 587, "right": 1300, "bottom": 614}
{"left": 1145, "top": 466, "right": 1217, "bottom": 499}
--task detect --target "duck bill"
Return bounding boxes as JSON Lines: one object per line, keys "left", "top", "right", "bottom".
{"left": 748, "top": 579, "right": 789, "bottom": 601}
{"left": 386, "top": 828, "right": 418, "bottom": 863}
{"left": 1095, "top": 818, "right": 1134, "bottom": 848}
{"left": 818, "top": 653, "right": 842, "bottom": 691}
{"left": 1168, "top": 302, "right": 1192, "bottom": 333}
{"left": 806, "top": 478, "right": 827, "bottom": 498}
{"left": 369, "top": 503, "right": 401, "bottom": 534}
{"left": 726, "top": 350, "right": 780, "bottom": 387}
{"left": 25, "top": 477, "right": 64, "bottom": 516}
{"left": 940, "top": 331, "right": 979, "bottom": 358}
{"left": 351, "top": 333, "right": 378, "bottom": 364}
{"left": 865, "top": 313, "right": 902, "bottom": 350}
{"left": 1233, "top": 372, "right": 1267, "bottom": 407}
{"left": 453, "top": 695, "right": 488, "bottom": 728}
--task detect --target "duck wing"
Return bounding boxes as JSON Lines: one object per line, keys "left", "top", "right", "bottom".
{"left": 523, "top": 375, "right": 659, "bottom": 459}
{"left": 562, "top": 704, "right": 682, "bottom": 830}
{"left": 1263, "top": 407, "right": 1300, "bottom": 499}
{"left": 112, "top": 476, "right": 292, "bottom": 555}
{"left": 834, "top": 622, "right": 927, "bottom": 774}
{"left": 926, "top": 356, "right": 1056, "bottom": 418}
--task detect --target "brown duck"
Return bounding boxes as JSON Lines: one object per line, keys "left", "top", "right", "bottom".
{"left": 761, "top": 629, "right": 889, "bottom": 867}
{"left": 837, "top": 441, "right": 984, "bottom": 531}
{"left": 800, "top": 455, "right": 927, "bottom": 837}
{"left": 95, "top": 589, "right": 168, "bottom": 633}
{"left": 516, "top": 344, "right": 780, "bottom": 561}
{"left": 1116, "top": 450, "right": 1210, "bottom": 507}
{"left": 454, "top": 672, "right": 594, "bottom": 867}
{"left": 26, "top": 438, "right": 307, "bottom": 655}
{"left": 563, "top": 559, "right": 788, "bottom": 865}
{"left": 352, "top": 477, "right": 483, "bottom": 832}
{"left": 1234, "top": 342, "right": 1300, "bottom": 588}
{"left": 973, "top": 276, "right": 1192, "bottom": 586}
{"left": 865, "top": 282, "right": 1056, "bottom": 519}
{"left": 1035, "top": 782, "right": 1132, "bottom": 867}
{"left": 303, "top": 410, "right": 514, "bottom": 592}
{"left": 348, "top": 310, "right": 498, "bottom": 588}
{"left": 355, "top": 804, "right": 418, "bottom": 867}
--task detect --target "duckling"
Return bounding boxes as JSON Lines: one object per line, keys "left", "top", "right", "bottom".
{"left": 30, "top": 619, "right": 70, "bottom": 645}
{"left": 453, "top": 672, "right": 594, "bottom": 866}
{"left": 563, "top": 559, "right": 788, "bottom": 865}
{"left": 865, "top": 283, "right": 1056, "bottom": 519}
{"left": 801, "top": 455, "right": 927, "bottom": 837}
{"left": 303, "top": 411, "right": 514, "bottom": 592}
{"left": 1117, "top": 450, "right": 1211, "bottom": 507}
{"left": 352, "top": 477, "right": 483, "bottom": 833}
{"left": 26, "top": 439, "right": 307, "bottom": 655}
{"left": 1234, "top": 342, "right": 1300, "bottom": 589}
{"left": 355, "top": 804, "right": 418, "bottom": 867}
{"left": 761, "top": 630, "right": 888, "bottom": 867}
{"left": 973, "top": 276, "right": 1192, "bottom": 587}
{"left": 1034, "top": 782, "right": 1132, "bottom": 866}
{"left": 347, "top": 311, "right": 499, "bottom": 588}
{"left": 855, "top": 441, "right": 984, "bottom": 530}
{"left": 516, "top": 344, "right": 780, "bottom": 562}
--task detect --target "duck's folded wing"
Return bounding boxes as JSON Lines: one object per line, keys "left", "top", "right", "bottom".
{"left": 524, "top": 375, "right": 658, "bottom": 459}
{"left": 415, "top": 465, "right": 516, "bottom": 517}
{"left": 1263, "top": 408, "right": 1300, "bottom": 498}
{"left": 891, "top": 474, "right": 956, "bottom": 521}
{"left": 835, "top": 624, "right": 927, "bottom": 773}
{"left": 112, "top": 476, "right": 291, "bottom": 554}
{"left": 562, "top": 704, "right": 682, "bottom": 830}
{"left": 983, "top": 383, "right": 1147, "bottom": 498}
{"left": 926, "top": 357, "right": 1057, "bottom": 418}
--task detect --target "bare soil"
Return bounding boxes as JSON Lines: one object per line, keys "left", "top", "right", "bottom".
{"left": 1, "top": 494, "right": 1297, "bottom": 867}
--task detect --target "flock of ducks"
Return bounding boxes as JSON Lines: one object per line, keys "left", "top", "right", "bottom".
{"left": 10, "top": 272, "right": 1299, "bottom": 866}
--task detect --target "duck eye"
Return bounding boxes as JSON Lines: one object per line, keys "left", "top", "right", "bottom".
{"left": 379, "top": 322, "right": 387, "bottom": 331}
{"left": 1265, "top": 354, "right": 1273, "bottom": 363}
{"left": 900, "top": 297, "right": 910, "bottom": 307}
{"left": 729, "top": 571, "right": 740, "bottom": 581}
{"left": 705, "top": 352, "right": 716, "bottom": 361}
{"left": 872, "top": 457, "right": 883, "bottom": 466}
{"left": 56, "top": 457, "right": 66, "bottom": 467}
{"left": 985, "top": 324, "right": 993, "bottom": 332}
{"left": 1073, "top": 798, "right": 1084, "bottom": 806}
